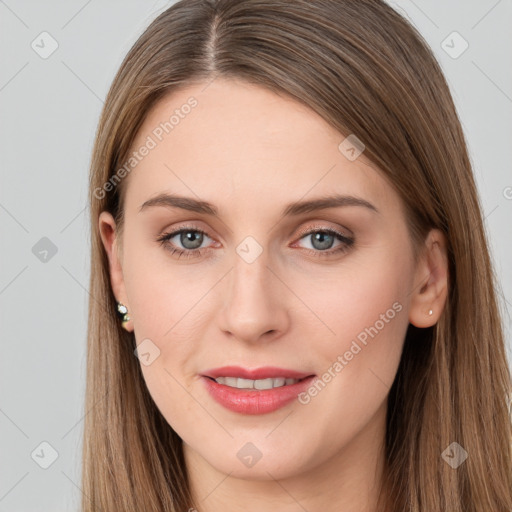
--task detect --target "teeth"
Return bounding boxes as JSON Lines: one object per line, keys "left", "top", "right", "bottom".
{"left": 237, "top": 378, "right": 254, "bottom": 389}
{"left": 214, "top": 376, "right": 300, "bottom": 389}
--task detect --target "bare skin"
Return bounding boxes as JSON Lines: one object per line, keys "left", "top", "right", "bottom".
{"left": 99, "top": 77, "right": 448, "bottom": 512}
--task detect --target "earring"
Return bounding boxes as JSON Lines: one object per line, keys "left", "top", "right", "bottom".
{"left": 116, "top": 302, "right": 131, "bottom": 326}
{"left": 428, "top": 309, "right": 433, "bottom": 316}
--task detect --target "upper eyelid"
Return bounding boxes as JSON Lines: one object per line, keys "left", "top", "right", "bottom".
{"left": 162, "top": 225, "right": 212, "bottom": 240}
{"left": 162, "top": 223, "right": 350, "bottom": 236}
{"left": 294, "top": 222, "right": 353, "bottom": 239}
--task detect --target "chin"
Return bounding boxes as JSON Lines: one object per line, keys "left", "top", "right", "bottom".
{"left": 186, "top": 436, "right": 319, "bottom": 481}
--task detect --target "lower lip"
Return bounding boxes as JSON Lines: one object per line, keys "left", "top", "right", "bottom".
{"left": 201, "top": 375, "right": 316, "bottom": 415}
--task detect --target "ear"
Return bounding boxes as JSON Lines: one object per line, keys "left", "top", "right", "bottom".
{"left": 98, "top": 211, "right": 133, "bottom": 332}
{"left": 409, "top": 229, "right": 449, "bottom": 328}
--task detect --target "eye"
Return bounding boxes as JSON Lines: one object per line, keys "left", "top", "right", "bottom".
{"left": 293, "top": 227, "right": 354, "bottom": 257}
{"left": 156, "top": 226, "right": 214, "bottom": 259}
{"left": 156, "top": 224, "right": 355, "bottom": 259}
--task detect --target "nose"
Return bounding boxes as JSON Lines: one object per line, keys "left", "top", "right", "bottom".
{"left": 217, "top": 250, "right": 290, "bottom": 345}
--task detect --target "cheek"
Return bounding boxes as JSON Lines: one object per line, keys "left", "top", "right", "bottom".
{"left": 122, "top": 249, "right": 210, "bottom": 437}
{"left": 292, "top": 244, "right": 412, "bottom": 433}
{"left": 121, "top": 227, "right": 201, "bottom": 338}
{"left": 295, "top": 241, "right": 412, "bottom": 350}
{"left": 298, "top": 308, "right": 408, "bottom": 461}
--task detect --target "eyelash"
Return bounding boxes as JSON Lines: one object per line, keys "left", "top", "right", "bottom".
{"left": 156, "top": 224, "right": 354, "bottom": 260}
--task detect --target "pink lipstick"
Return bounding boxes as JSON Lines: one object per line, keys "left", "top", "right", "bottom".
{"left": 200, "top": 366, "right": 316, "bottom": 415}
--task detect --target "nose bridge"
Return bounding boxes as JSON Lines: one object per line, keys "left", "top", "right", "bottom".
{"left": 229, "top": 230, "right": 270, "bottom": 291}
{"left": 218, "top": 234, "right": 288, "bottom": 342}
{"left": 230, "top": 238, "right": 273, "bottom": 312}
{"left": 234, "top": 249, "right": 267, "bottom": 296}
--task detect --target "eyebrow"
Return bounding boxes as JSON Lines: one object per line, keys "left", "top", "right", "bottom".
{"left": 139, "top": 193, "right": 379, "bottom": 217}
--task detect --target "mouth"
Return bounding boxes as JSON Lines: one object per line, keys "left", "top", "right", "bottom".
{"left": 200, "top": 366, "right": 316, "bottom": 414}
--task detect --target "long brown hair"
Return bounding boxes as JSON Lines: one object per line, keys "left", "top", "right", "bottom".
{"left": 84, "top": 1, "right": 512, "bottom": 510}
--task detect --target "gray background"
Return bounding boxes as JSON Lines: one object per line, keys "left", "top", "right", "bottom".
{"left": 0, "top": 1, "right": 511, "bottom": 510}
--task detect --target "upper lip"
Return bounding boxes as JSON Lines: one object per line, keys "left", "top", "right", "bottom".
{"left": 201, "top": 366, "right": 315, "bottom": 380}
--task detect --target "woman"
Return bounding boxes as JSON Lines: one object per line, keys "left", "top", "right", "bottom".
{"left": 84, "top": 0, "right": 512, "bottom": 510}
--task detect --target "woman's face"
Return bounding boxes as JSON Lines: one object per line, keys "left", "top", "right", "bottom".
{"left": 100, "top": 78, "right": 432, "bottom": 482}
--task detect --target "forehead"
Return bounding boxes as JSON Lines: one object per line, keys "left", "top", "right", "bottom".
{"left": 123, "top": 78, "right": 397, "bottom": 217}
